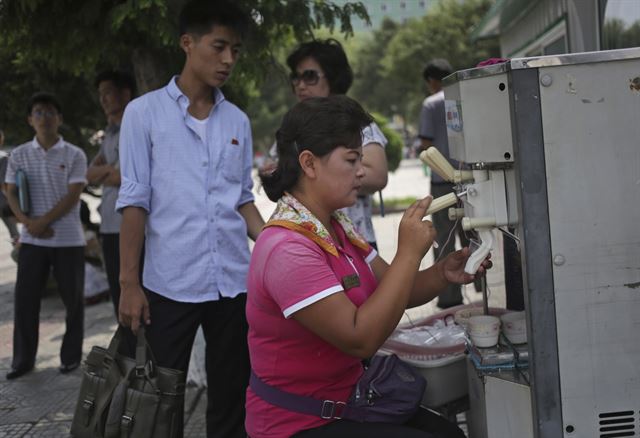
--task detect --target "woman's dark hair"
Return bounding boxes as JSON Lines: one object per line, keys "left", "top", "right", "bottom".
{"left": 179, "top": 0, "right": 250, "bottom": 39}
{"left": 261, "top": 95, "right": 373, "bottom": 202}
{"left": 286, "top": 39, "right": 353, "bottom": 95}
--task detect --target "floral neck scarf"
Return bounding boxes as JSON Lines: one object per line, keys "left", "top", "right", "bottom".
{"left": 264, "top": 193, "right": 370, "bottom": 257}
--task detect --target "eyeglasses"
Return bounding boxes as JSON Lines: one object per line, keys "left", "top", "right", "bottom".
{"left": 289, "top": 69, "right": 324, "bottom": 86}
{"left": 32, "top": 110, "right": 58, "bottom": 119}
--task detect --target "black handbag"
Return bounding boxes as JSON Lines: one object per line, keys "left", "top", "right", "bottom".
{"left": 250, "top": 353, "right": 426, "bottom": 423}
{"left": 70, "top": 326, "right": 186, "bottom": 438}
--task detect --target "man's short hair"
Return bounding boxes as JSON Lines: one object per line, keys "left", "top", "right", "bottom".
{"left": 179, "top": 0, "right": 250, "bottom": 39}
{"left": 422, "top": 59, "right": 453, "bottom": 82}
{"left": 26, "top": 92, "right": 62, "bottom": 115}
{"left": 95, "top": 70, "right": 137, "bottom": 97}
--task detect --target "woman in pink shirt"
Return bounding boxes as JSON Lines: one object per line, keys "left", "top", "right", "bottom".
{"left": 246, "top": 96, "right": 489, "bottom": 438}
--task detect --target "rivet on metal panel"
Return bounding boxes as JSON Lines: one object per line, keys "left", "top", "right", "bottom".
{"left": 540, "top": 74, "right": 553, "bottom": 87}
{"left": 553, "top": 255, "right": 566, "bottom": 266}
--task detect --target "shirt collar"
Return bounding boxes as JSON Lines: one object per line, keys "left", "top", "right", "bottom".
{"left": 166, "top": 76, "right": 225, "bottom": 114}
{"left": 32, "top": 136, "right": 64, "bottom": 151}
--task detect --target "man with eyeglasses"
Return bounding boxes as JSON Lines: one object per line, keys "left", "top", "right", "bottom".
{"left": 4, "top": 92, "right": 87, "bottom": 380}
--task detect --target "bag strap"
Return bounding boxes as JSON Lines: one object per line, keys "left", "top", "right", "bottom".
{"left": 249, "top": 371, "right": 363, "bottom": 420}
{"left": 106, "top": 326, "right": 125, "bottom": 358}
{"left": 134, "top": 326, "right": 158, "bottom": 377}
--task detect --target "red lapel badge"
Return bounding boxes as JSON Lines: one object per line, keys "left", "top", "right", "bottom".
{"left": 231, "top": 138, "right": 239, "bottom": 145}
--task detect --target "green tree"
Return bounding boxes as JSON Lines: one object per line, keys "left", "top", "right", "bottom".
{"left": 350, "top": 18, "right": 401, "bottom": 117}
{"left": 351, "top": 0, "right": 498, "bottom": 126}
{"left": 0, "top": 0, "right": 367, "bottom": 147}
{"left": 602, "top": 18, "right": 627, "bottom": 50}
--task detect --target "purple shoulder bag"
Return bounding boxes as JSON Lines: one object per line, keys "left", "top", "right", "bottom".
{"left": 250, "top": 353, "right": 426, "bottom": 424}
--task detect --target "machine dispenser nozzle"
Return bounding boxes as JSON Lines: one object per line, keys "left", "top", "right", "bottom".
{"left": 419, "top": 147, "right": 474, "bottom": 183}
{"left": 465, "top": 229, "right": 494, "bottom": 275}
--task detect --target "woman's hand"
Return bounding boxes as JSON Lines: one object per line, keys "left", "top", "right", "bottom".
{"left": 397, "top": 196, "right": 437, "bottom": 261}
{"left": 441, "top": 247, "right": 493, "bottom": 284}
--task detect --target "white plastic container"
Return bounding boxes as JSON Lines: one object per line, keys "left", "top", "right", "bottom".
{"left": 469, "top": 315, "right": 501, "bottom": 347}
{"left": 500, "top": 311, "right": 527, "bottom": 344}
{"left": 401, "top": 353, "right": 468, "bottom": 407}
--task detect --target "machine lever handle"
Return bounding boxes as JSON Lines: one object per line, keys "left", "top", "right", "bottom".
{"left": 424, "top": 192, "right": 459, "bottom": 217}
{"left": 419, "top": 147, "right": 474, "bottom": 183}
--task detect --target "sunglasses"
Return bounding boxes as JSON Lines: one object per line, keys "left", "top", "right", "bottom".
{"left": 289, "top": 69, "right": 324, "bottom": 86}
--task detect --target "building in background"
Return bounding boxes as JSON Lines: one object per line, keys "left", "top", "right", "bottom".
{"left": 334, "top": 0, "right": 437, "bottom": 31}
{"left": 471, "top": 0, "right": 640, "bottom": 57}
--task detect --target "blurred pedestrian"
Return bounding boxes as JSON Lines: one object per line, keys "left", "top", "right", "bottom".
{"left": 116, "top": 1, "right": 264, "bottom": 436}
{"left": 86, "top": 70, "right": 135, "bottom": 315}
{"left": 4, "top": 92, "right": 87, "bottom": 380}
{"left": 418, "top": 59, "right": 471, "bottom": 309}
{"left": 0, "top": 129, "right": 20, "bottom": 247}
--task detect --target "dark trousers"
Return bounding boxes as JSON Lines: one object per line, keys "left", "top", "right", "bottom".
{"left": 100, "top": 233, "right": 120, "bottom": 315}
{"left": 293, "top": 407, "right": 466, "bottom": 438}
{"left": 430, "top": 182, "right": 469, "bottom": 308}
{"left": 142, "top": 290, "right": 250, "bottom": 438}
{"left": 12, "top": 243, "right": 85, "bottom": 370}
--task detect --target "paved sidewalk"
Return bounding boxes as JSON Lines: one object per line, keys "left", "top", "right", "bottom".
{"left": 0, "top": 159, "right": 505, "bottom": 437}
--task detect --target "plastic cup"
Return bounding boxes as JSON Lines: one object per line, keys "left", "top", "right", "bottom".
{"left": 500, "top": 311, "right": 527, "bottom": 344}
{"left": 468, "top": 315, "right": 500, "bottom": 348}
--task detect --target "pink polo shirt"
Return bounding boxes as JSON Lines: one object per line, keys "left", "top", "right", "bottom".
{"left": 245, "top": 221, "right": 378, "bottom": 438}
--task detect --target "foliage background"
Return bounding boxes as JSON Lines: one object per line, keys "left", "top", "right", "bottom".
{"left": 0, "top": 0, "right": 367, "bottom": 152}
{"left": 0, "top": 0, "right": 499, "bottom": 172}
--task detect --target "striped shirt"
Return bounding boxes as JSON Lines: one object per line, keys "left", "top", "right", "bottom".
{"left": 116, "top": 77, "right": 255, "bottom": 302}
{"left": 5, "top": 137, "right": 87, "bottom": 247}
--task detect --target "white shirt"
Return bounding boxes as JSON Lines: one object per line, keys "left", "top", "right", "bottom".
{"left": 339, "top": 122, "right": 387, "bottom": 243}
{"left": 5, "top": 137, "right": 87, "bottom": 247}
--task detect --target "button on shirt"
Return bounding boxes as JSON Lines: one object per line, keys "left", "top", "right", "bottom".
{"left": 116, "top": 77, "right": 255, "bottom": 302}
{"left": 4, "top": 137, "right": 87, "bottom": 247}
{"left": 97, "top": 124, "right": 122, "bottom": 234}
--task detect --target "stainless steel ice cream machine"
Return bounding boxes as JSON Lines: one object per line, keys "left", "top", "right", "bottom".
{"left": 421, "top": 48, "right": 640, "bottom": 437}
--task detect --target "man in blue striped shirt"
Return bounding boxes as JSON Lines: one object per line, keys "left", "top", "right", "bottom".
{"left": 5, "top": 93, "right": 87, "bottom": 380}
{"left": 116, "top": 1, "right": 264, "bottom": 436}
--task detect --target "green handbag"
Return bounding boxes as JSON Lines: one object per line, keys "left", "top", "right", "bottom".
{"left": 70, "top": 326, "right": 186, "bottom": 438}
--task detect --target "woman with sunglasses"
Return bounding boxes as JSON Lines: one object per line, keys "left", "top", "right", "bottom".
{"left": 267, "top": 39, "right": 388, "bottom": 249}
{"left": 245, "top": 95, "right": 483, "bottom": 437}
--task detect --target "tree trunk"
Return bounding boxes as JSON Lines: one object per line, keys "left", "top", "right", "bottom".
{"left": 131, "top": 48, "right": 175, "bottom": 95}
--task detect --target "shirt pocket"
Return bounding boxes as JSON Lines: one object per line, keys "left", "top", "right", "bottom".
{"left": 221, "top": 138, "right": 244, "bottom": 182}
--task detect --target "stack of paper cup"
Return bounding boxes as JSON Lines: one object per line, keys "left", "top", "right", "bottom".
{"left": 468, "top": 315, "right": 501, "bottom": 348}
